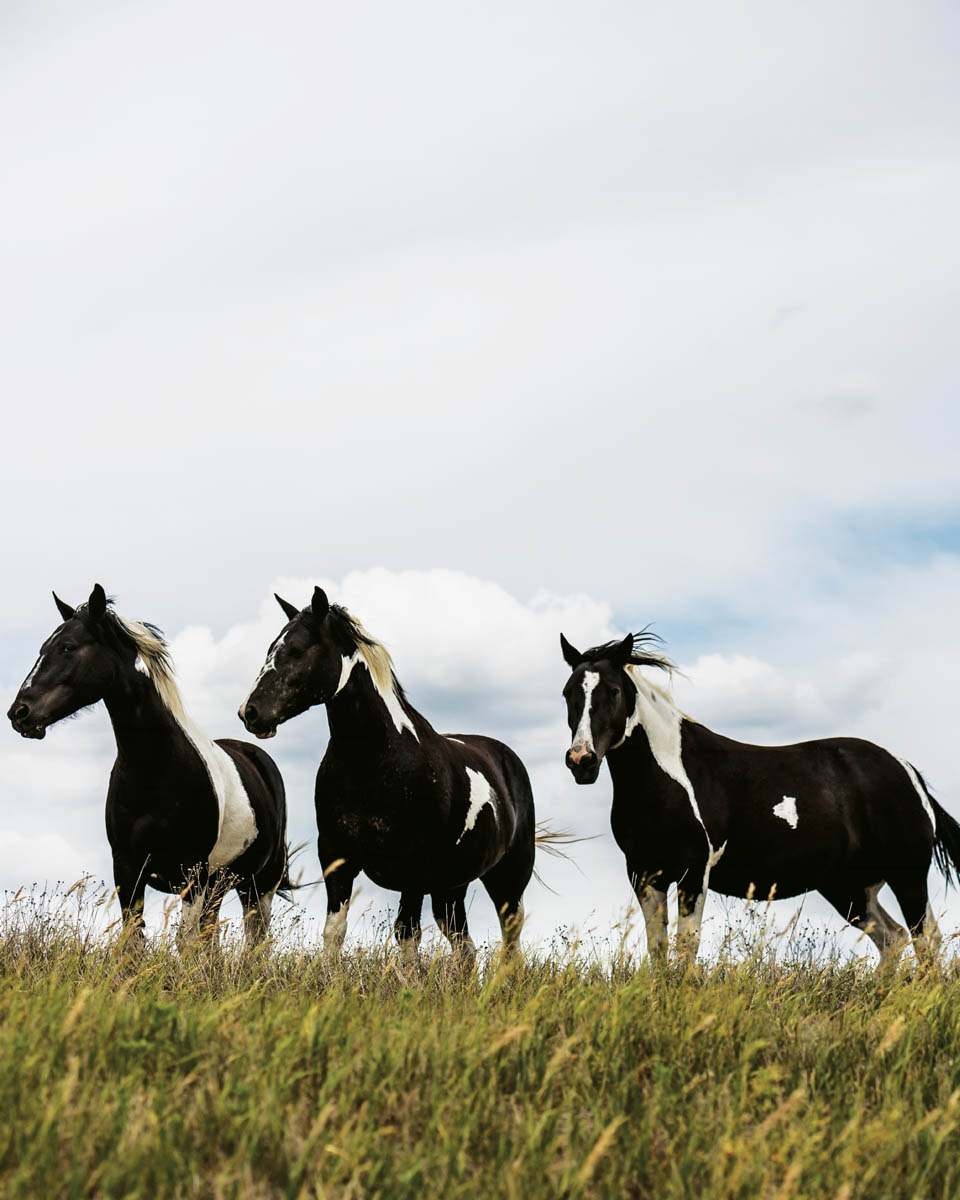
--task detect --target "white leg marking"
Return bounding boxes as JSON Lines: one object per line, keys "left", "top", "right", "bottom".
{"left": 176, "top": 890, "right": 208, "bottom": 953}
{"left": 322, "top": 899, "right": 349, "bottom": 962}
{"left": 243, "top": 893, "right": 273, "bottom": 945}
{"left": 773, "top": 796, "right": 798, "bottom": 829}
{"left": 862, "top": 883, "right": 908, "bottom": 965}
{"left": 497, "top": 898, "right": 525, "bottom": 946}
{"left": 896, "top": 757, "right": 936, "bottom": 836}
{"left": 637, "top": 886, "right": 668, "bottom": 958}
{"left": 916, "top": 900, "right": 942, "bottom": 961}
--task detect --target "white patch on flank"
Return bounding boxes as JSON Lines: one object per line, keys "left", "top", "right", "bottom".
{"left": 456, "top": 767, "right": 498, "bottom": 844}
{"left": 180, "top": 712, "right": 259, "bottom": 870}
{"left": 896, "top": 757, "right": 936, "bottom": 835}
{"left": 572, "top": 671, "right": 600, "bottom": 752}
{"left": 335, "top": 649, "right": 419, "bottom": 741}
{"left": 773, "top": 795, "right": 799, "bottom": 829}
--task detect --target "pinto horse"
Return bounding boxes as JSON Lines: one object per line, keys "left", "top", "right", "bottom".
{"left": 7, "top": 586, "right": 289, "bottom": 949}
{"left": 560, "top": 630, "right": 960, "bottom": 963}
{"left": 239, "top": 587, "right": 535, "bottom": 964}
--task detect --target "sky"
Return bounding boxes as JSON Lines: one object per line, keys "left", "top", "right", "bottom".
{"left": 1, "top": 1, "right": 959, "bottom": 957}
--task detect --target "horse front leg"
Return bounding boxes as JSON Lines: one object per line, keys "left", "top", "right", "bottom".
{"left": 114, "top": 855, "right": 148, "bottom": 948}
{"left": 676, "top": 841, "right": 726, "bottom": 961}
{"left": 321, "top": 855, "right": 357, "bottom": 965}
{"left": 629, "top": 866, "right": 668, "bottom": 962}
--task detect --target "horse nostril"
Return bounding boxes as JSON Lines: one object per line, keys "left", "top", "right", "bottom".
{"left": 13, "top": 704, "right": 29, "bottom": 722}
{"left": 243, "top": 703, "right": 257, "bottom": 724}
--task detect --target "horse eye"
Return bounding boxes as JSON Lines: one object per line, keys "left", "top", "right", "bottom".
{"left": 61, "top": 644, "right": 75, "bottom": 655}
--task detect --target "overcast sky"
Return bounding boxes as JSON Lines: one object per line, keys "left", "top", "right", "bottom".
{"left": 2, "top": 2, "right": 958, "bottom": 957}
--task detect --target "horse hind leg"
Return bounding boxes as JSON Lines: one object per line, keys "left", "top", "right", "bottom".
{"left": 394, "top": 891, "right": 424, "bottom": 977}
{"left": 887, "top": 873, "right": 942, "bottom": 964}
{"left": 237, "top": 882, "right": 274, "bottom": 949}
{"left": 821, "top": 884, "right": 908, "bottom": 967}
{"left": 480, "top": 826, "right": 535, "bottom": 956}
{"left": 431, "top": 888, "right": 477, "bottom": 967}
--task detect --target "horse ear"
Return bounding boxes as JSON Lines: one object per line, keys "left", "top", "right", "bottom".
{"left": 274, "top": 593, "right": 300, "bottom": 622}
{"left": 87, "top": 584, "right": 108, "bottom": 621}
{"left": 609, "top": 633, "right": 635, "bottom": 666}
{"left": 53, "top": 592, "right": 76, "bottom": 622}
{"left": 311, "top": 586, "right": 330, "bottom": 621}
{"left": 560, "top": 633, "right": 583, "bottom": 668}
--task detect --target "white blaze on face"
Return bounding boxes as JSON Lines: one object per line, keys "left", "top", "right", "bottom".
{"left": 570, "top": 671, "right": 600, "bottom": 756}
{"left": 773, "top": 795, "right": 799, "bottom": 829}
{"left": 240, "top": 631, "right": 288, "bottom": 716}
{"left": 23, "top": 654, "right": 45, "bottom": 688}
{"left": 456, "top": 767, "right": 498, "bottom": 844}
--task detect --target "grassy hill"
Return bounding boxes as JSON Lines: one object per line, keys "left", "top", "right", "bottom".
{"left": 1, "top": 889, "right": 959, "bottom": 1199}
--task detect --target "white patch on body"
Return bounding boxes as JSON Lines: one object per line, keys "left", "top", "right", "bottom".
{"left": 135, "top": 657, "right": 151, "bottom": 676}
{"left": 336, "top": 651, "right": 418, "bottom": 740}
{"left": 446, "top": 736, "right": 466, "bottom": 744}
{"left": 456, "top": 767, "right": 498, "bottom": 844}
{"left": 896, "top": 757, "right": 936, "bottom": 835}
{"left": 615, "top": 667, "right": 722, "bottom": 903}
{"left": 176, "top": 713, "right": 258, "bottom": 871}
{"left": 572, "top": 671, "right": 600, "bottom": 753}
{"left": 773, "top": 795, "right": 798, "bottom": 829}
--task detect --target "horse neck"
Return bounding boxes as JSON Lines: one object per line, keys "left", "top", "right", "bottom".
{"left": 102, "top": 662, "right": 195, "bottom": 768}
{"left": 609, "top": 668, "right": 686, "bottom": 773}
{"left": 324, "top": 656, "right": 420, "bottom": 750}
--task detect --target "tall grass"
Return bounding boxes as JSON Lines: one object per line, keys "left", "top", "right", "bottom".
{"left": 1, "top": 884, "right": 959, "bottom": 1198}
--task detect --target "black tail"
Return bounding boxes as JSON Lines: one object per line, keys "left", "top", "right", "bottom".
{"left": 275, "top": 841, "right": 314, "bottom": 902}
{"left": 931, "top": 797, "right": 960, "bottom": 889}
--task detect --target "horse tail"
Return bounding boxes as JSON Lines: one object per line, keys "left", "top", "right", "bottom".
{"left": 532, "top": 823, "right": 593, "bottom": 890}
{"left": 275, "top": 841, "right": 318, "bottom": 901}
{"left": 930, "top": 798, "right": 960, "bottom": 889}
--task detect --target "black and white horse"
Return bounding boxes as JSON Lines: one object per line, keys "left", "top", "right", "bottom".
{"left": 239, "top": 587, "right": 536, "bottom": 965}
{"left": 560, "top": 631, "right": 960, "bottom": 963}
{"left": 7, "top": 586, "right": 289, "bottom": 950}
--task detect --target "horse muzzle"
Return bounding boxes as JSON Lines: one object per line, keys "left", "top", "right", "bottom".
{"left": 7, "top": 701, "right": 46, "bottom": 739}
{"left": 566, "top": 744, "right": 601, "bottom": 784}
{"left": 238, "top": 702, "right": 277, "bottom": 740}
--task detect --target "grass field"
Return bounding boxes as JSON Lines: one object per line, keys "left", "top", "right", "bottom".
{"left": 1, "top": 886, "right": 959, "bottom": 1199}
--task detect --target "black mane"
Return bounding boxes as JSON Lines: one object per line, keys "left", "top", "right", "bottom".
{"left": 582, "top": 628, "right": 675, "bottom": 673}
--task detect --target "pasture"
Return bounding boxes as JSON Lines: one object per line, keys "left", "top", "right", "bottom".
{"left": 1, "top": 886, "right": 959, "bottom": 1199}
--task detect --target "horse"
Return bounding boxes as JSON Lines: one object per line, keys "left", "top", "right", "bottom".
{"left": 559, "top": 630, "right": 960, "bottom": 964}
{"left": 7, "top": 585, "right": 289, "bottom": 951}
{"left": 239, "top": 586, "right": 536, "bottom": 966}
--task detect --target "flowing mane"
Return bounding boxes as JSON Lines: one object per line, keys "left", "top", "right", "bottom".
{"left": 77, "top": 600, "right": 186, "bottom": 723}
{"left": 581, "top": 628, "right": 676, "bottom": 676}
{"left": 328, "top": 604, "right": 406, "bottom": 702}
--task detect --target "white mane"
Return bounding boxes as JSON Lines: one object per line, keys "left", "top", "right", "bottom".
{"left": 115, "top": 615, "right": 186, "bottom": 723}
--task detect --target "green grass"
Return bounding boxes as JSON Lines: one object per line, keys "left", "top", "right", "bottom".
{"left": 1, "top": 887, "right": 960, "bottom": 1199}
